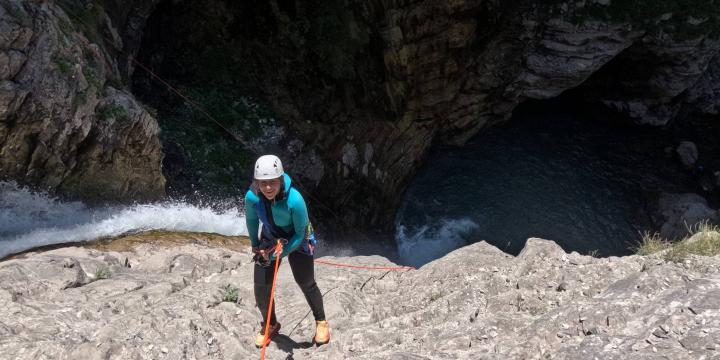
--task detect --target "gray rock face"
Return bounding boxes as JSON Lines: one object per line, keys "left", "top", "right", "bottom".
{"left": 2, "top": 237, "right": 719, "bottom": 359}
{"left": 0, "top": 0, "right": 164, "bottom": 202}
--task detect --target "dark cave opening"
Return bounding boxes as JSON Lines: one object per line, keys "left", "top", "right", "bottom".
{"left": 396, "top": 92, "right": 720, "bottom": 267}
{"left": 128, "top": 0, "right": 720, "bottom": 265}
{"left": 130, "top": 0, "right": 274, "bottom": 203}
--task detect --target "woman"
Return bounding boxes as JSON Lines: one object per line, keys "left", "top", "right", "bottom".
{"left": 244, "top": 154, "right": 329, "bottom": 348}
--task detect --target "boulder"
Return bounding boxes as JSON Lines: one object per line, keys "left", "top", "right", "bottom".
{"left": 676, "top": 141, "right": 699, "bottom": 169}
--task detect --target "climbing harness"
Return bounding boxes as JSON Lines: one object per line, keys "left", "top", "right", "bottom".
{"left": 253, "top": 184, "right": 317, "bottom": 257}
{"left": 252, "top": 236, "right": 288, "bottom": 268}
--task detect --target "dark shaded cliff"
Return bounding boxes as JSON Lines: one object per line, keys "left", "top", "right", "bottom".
{"left": 2, "top": 0, "right": 719, "bottom": 233}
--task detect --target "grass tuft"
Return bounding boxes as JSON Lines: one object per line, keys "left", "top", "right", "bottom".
{"left": 665, "top": 221, "right": 720, "bottom": 263}
{"left": 98, "top": 104, "right": 130, "bottom": 121}
{"left": 222, "top": 284, "right": 239, "bottom": 303}
{"left": 94, "top": 265, "right": 111, "bottom": 280}
{"left": 53, "top": 55, "right": 73, "bottom": 75}
{"left": 634, "top": 231, "right": 671, "bottom": 255}
{"left": 82, "top": 65, "right": 103, "bottom": 90}
{"left": 635, "top": 220, "right": 720, "bottom": 262}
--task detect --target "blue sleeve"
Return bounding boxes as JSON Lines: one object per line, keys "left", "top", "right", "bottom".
{"left": 280, "top": 190, "right": 309, "bottom": 258}
{"left": 244, "top": 191, "right": 260, "bottom": 247}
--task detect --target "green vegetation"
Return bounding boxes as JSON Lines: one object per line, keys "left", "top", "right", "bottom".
{"left": 222, "top": 284, "right": 239, "bottom": 303}
{"left": 57, "top": 0, "right": 102, "bottom": 43}
{"left": 568, "top": 0, "right": 720, "bottom": 40}
{"left": 53, "top": 55, "right": 73, "bottom": 75}
{"left": 133, "top": 0, "right": 367, "bottom": 198}
{"left": 665, "top": 221, "right": 720, "bottom": 262}
{"left": 71, "top": 90, "right": 88, "bottom": 111}
{"left": 184, "top": 87, "right": 266, "bottom": 138}
{"left": 634, "top": 221, "right": 720, "bottom": 262}
{"left": 635, "top": 231, "right": 671, "bottom": 255}
{"left": 98, "top": 104, "right": 130, "bottom": 121}
{"left": 57, "top": 16, "right": 75, "bottom": 35}
{"left": 428, "top": 291, "right": 443, "bottom": 302}
{"left": 94, "top": 265, "right": 112, "bottom": 280}
{"left": 0, "top": 0, "right": 32, "bottom": 27}
{"left": 301, "top": 2, "right": 368, "bottom": 79}
{"left": 82, "top": 65, "right": 103, "bottom": 90}
{"left": 154, "top": 86, "right": 264, "bottom": 195}
{"left": 105, "top": 75, "right": 125, "bottom": 90}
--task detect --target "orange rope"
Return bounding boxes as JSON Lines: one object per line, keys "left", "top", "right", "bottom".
{"left": 260, "top": 241, "right": 283, "bottom": 360}
{"left": 313, "top": 259, "right": 415, "bottom": 271}
{"left": 258, "top": 247, "right": 412, "bottom": 359}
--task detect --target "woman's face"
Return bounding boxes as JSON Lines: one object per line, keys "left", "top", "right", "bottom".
{"left": 258, "top": 178, "right": 283, "bottom": 200}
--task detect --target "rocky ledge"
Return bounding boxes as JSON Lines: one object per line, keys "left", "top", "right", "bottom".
{"left": 1, "top": 236, "right": 719, "bottom": 359}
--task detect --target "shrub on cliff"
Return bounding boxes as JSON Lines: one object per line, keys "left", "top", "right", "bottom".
{"left": 635, "top": 231, "right": 671, "bottom": 255}
{"left": 94, "top": 265, "right": 111, "bottom": 280}
{"left": 635, "top": 221, "right": 720, "bottom": 262}
{"left": 222, "top": 284, "right": 239, "bottom": 303}
{"left": 665, "top": 221, "right": 720, "bottom": 262}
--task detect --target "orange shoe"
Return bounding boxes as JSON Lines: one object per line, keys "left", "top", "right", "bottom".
{"left": 255, "top": 322, "right": 281, "bottom": 348}
{"left": 313, "top": 320, "right": 330, "bottom": 345}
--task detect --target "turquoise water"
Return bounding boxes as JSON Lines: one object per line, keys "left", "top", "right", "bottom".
{"left": 396, "top": 105, "right": 695, "bottom": 267}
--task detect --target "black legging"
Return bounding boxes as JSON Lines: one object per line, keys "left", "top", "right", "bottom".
{"left": 254, "top": 250, "right": 325, "bottom": 326}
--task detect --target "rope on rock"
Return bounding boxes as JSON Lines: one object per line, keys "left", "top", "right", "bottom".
{"left": 130, "top": 60, "right": 254, "bottom": 150}
{"left": 259, "top": 249, "right": 413, "bottom": 359}
{"left": 313, "top": 259, "right": 415, "bottom": 271}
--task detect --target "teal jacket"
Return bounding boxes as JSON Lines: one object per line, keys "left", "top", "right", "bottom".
{"left": 244, "top": 173, "right": 310, "bottom": 259}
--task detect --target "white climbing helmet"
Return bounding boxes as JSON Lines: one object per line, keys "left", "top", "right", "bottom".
{"left": 254, "top": 155, "right": 284, "bottom": 180}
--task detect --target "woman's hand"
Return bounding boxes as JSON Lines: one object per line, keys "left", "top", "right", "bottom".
{"left": 252, "top": 239, "right": 286, "bottom": 261}
{"left": 252, "top": 247, "right": 271, "bottom": 262}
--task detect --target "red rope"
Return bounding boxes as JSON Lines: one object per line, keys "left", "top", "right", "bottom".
{"left": 130, "top": 59, "right": 253, "bottom": 150}
{"left": 60, "top": 6, "right": 252, "bottom": 151}
{"left": 260, "top": 241, "right": 283, "bottom": 359}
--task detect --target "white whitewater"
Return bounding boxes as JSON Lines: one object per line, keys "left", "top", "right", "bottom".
{"left": 0, "top": 182, "right": 248, "bottom": 259}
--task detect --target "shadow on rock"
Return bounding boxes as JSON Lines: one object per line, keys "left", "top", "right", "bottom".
{"left": 273, "top": 334, "right": 314, "bottom": 353}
